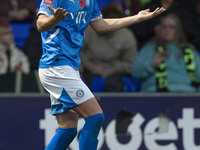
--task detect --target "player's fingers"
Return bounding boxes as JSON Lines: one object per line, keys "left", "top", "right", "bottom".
{"left": 53, "top": 7, "right": 59, "bottom": 16}
{"left": 64, "top": 12, "right": 69, "bottom": 16}
{"left": 56, "top": 8, "right": 63, "bottom": 16}
{"left": 60, "top": 9, "right": 67, "bottom": 19}
{"left": 58, "top": 9, "right": 67, "bottom": 19}
{"left": 154, "top": 7, "right": 165, "bottom": 15}
{"left": 63, "top": 12, "right": 69, "bottom": 19}
{"left": 141, "top": 9, "right": 150, "bottom": 14}
{"left": 48, "top": 5, "right": 55, "bottom": 14}
{"left": 145, "top": 9, "right": 150, "bottom": 12}
{"left": 57, "top": 9, "right": 68, "bottom": 20}
{"left": 160, "top": 7, "right": 166, "bottom": 13}
{"left": 62, "top": 9, "right": 68, "bottom": 17}
{"left": 153, "top": 7, "right": 160, "bottom": 14}
{"left": 57, "top": 8, "right": 66, "bottom": 17}
{"left": 62, "top": 9, "right": 66, "bottom": 16}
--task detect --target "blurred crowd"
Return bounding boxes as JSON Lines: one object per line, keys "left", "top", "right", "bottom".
{"left": 0, "top": 0, "right": 200, "bottom": 93}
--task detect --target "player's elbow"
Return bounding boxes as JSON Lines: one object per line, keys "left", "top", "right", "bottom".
{"left": 94, "top": 28, "right": 107, "bottom": 34}
{"left": 37, "top": 26, "right": 43, "bottom": 32}
{"left": 92, "top": 25, "right": 111, "bottom": 34}
{"left": 36, "top": 18, "right": 50, "bottom": 32}
{"left": 90, "top": 18, "right": 111, "bottom": 34}
{"left": 36, "top": 20, "right": 44, "bottom": 32}
{"left": 37, "top": 24, "right": 48, "bottom": 32}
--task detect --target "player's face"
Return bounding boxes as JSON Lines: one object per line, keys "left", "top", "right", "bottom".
{"left": 159, "top": 17, "right": 176, "bottom": 42}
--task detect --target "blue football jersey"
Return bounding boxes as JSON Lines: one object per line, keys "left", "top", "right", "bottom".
{"left": 38, "top": 0, "right": 102, "bottom": 70}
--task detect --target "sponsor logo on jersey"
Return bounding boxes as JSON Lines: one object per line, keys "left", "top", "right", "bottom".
{"left": 69, "top": 0, "right": 75, "bottom": 3}
{"left": 86, "top": 0, "right": 90, "bottom": 6}
{"left": 41, "top": 4, "right": 48, "bottom": 8}
{"left": 44, "top": 0, "right": 54, "bottom": 5}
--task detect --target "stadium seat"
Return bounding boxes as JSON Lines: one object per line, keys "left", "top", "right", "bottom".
{"left": 10, "top": 23, "right": 33, "bottom": 48}
{"left": 0, "top": 72, "right": 16, "bottom": 92}
{"left": 21, "top": 71, "right": 46, "bottom": 93}
{"left": 91, "top": 77, "right": 106, "bottom": 92}
{"left": 90, "top": 76, "right": 141, "bottom": 92}
{"left": 123, "top": 76, "right": 141, "bottom": 92}
{"left": 36, "top": 0, "right": 42, "bottom": 8}
{"left": 0, "top": 71, "right": 46, "bottom": 93}
{"left": 97, "top": 0, "right": 124, "bottom": 9}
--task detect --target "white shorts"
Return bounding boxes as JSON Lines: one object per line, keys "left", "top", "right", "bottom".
{"left": 38, "top": 65, "right": 94, "bottom": 115}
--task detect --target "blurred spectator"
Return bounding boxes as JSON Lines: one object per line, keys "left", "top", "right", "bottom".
{"left": 24, "top": 20, "right": 42, "bottom": 71}
{"left": 80, "top": 2, "right": 138, "bottom": 92}
{"left": 194, "top": 0, "right": 200, "bottom": 46}
{"left": 139, "top": 0, "right": 151, "bottom": 6}
{"left": 129, "top": 0, "right": 174, "bottom": 49}
{"left": 131, "top": 13, "right": 200, "bottom": 92}
{"left": 189, "top": 0, "right": 200, "bottom": 51}
{"left": 0, "top": 26, "right": 45, "bottom": 93}
{"left": 0, "top": 0, "right": 37, "bottom": 26}
{"left": 168, "top": 0, "right": 200, "bottom": 51}
{"left": 196, "top": 0, "right": 200, "bottom": 15}
{"left": 0, "top": 26, "right": 30, "bottom": 74}
{"left": 124, "top": 0, "right": 141, "bottom": 16}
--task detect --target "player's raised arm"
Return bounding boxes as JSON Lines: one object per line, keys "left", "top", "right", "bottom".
{"left": 90, "top": 7, "right": 166, "bottom": 34}
{"left": 37, "top": 6, "right": 68, "bottom": 32}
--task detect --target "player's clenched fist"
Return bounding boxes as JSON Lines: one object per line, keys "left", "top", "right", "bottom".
{"left": 48, "top": 5, "right": 68, "bottom": 21}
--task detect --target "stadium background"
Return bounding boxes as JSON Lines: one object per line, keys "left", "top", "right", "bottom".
{"left": 0, "top": 0, "right": 200, "bottom": 150}
{"left": 0, "top": 93, "right": 200, "bottom": 150}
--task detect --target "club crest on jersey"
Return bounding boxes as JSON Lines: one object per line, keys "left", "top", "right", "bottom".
{"left": 76, "top": 89, "right": 84, "bottom": 97}
{"left": 44, "top": 0, "right": 54, "bottom": 5}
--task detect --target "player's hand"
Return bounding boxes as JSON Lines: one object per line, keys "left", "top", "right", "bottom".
{"left": 137, "top": 7, "right": 166, "bottom": 21}
{"left": 48, "top": 5, "right": 68, "bottom": 22}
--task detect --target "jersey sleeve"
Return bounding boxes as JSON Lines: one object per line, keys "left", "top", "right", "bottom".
{"left": 91, "top": 0, "right": 102, "bottom": 21}
{"left": 37, "top": 0, "right": 58, "bottom": 17}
